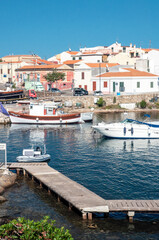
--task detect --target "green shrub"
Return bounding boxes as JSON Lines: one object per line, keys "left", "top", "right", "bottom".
{"left": 106, "top": 104, "right": 121, "bottom": 109}
{"left": 140, "top": 100, "right": 147, "bottom": 109}
{"left": 113, "top": 96, "right": 116, "bottom": 104}
{"left": 0, "top": 216, "right": 73, "bottom": 240}
{"left": 96, "top": 97, "right": 105, "bottom": 107}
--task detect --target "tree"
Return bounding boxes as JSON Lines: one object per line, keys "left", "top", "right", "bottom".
{"left": 44, "top": 69, "right": 65, "bottom": 90}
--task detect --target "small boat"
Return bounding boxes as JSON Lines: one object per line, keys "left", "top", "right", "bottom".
{"left": 93, "top": 118, "right": 159, "bottom": 139}
{"left": 16, "top": 146, "right": 51, "bottom": 163}
{"left": 81, "top": 112, "right": 93, "bottom": 122}
{"left": 0, "top": 89, "right": 24, "bottom": 99}
{"left": 8, "top": 101, "right": 82, "bottom": 124}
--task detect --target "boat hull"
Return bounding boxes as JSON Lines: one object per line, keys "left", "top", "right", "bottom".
{"left": 81, "top": 112, "right": 93, "bottom": 122}
{"left": 16, "top": 154, "right": 51, "bottom": 163}
{"left": 9, "top": 111, "right": 81, "bottom": 124}
{"left": 93, "top": 122, "right": 159, "bottom": 139}
{"left": 0, "top": 90, "right": 23, "bottom": 99}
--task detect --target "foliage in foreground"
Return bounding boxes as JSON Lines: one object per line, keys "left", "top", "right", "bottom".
{"left": 0, "top": 216, "right": 73, "bottom": 240}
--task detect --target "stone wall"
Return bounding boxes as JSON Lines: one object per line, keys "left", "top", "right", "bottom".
{"left": 37, "top": 92, "right": 159, "bottom": 108}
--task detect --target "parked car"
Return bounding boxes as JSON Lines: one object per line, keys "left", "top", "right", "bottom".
{"left": 28, "top": 89, "right": 37, "bottom": 99}
{"left": 73, "top": 88, "right": 88, "bottom": 96}
{"left": 51, "top": 88, "right": 61, "bottom": 94}
{"left": 80, "top": 88, "right": 88, "bottom": 95}
{"left": 93, "top": 90, "right": 103, "bottom": 96}
{"left": 73, "top": 89, "right": 84, "bottom": 96}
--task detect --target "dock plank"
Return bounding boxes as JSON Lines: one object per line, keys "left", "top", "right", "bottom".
{"left": 8, "top": 163, "right": 108, "bottom": 214}
{"left": 8, "top": 163, "right": 159, "bottom": 218}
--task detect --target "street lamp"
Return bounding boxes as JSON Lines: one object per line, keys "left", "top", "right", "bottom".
{"left": 98, "top": 60, "right": 101, "bottom": 91}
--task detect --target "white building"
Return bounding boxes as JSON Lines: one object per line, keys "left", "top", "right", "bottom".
{"left": 0, "top": 61, "right": 29, "bottom": 85}
{"left": 91, "top": 68, "right": 158, "bottom": 94}
{"left": 74, "top": 62, "right": 119, "bottom": 91}
{"left": 48, "top": 51, "right": 79, "bottom": 64}
{"left": 136, "top": 50, "right": 159, "bottom": 75}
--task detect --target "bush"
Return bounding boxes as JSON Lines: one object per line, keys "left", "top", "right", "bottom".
{"left": 113, "top": 96, "right": 116, "bottom": 104}
{"left": 0, "top": 216, "right": 73, "bottom": 240}
{"left": 140, "top": 100, "right": 147, "bottom": 109}
{"left": 106, "top": 104, "right": 121, "bottom": 109}
{"left": 96, "top": 97, "right": 105, "bottom": 107}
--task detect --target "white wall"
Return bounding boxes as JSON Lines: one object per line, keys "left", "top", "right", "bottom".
{"left": 74, "top": 63, "right": 92, "bottom": 90}
{"left": 139, "top": 50, "right": 159, "bottom": 75}
{"left": 91, "top": 76, "right": 159, "bottom": 94}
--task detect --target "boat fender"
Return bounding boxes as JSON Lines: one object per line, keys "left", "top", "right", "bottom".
{"left": 60, "top": 118, "right": 62, "bottom": 123}
{"left": 131, "top": 127, "right": 134, "bottom": 135}
{"left": 123, "top": 127, "right": 126, "bottom": 136}
{"left": 36, "top": 117, "right": 39, "bottom": 122}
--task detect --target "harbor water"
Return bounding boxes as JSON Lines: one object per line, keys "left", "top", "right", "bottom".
{"left": 0, "top": 111, "right": 159, "bottom": 239}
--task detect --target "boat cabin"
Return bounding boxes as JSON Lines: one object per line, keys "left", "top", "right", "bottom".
{"left": 29, "top": 102, "right": 58, "bottom": 116}
{"left": 23, "top": 149, "right": 41, "bottom": 157}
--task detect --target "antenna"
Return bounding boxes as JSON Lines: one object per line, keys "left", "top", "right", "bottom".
{"left": 149, "top": 40, "right": 151, "bottom": 49}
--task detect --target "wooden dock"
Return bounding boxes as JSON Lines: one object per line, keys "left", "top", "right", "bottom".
{"left": 7, "top": 162, "right": 159, "bottom": 222}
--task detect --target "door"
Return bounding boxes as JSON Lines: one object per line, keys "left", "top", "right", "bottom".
{"left": 84, "top": 85, "right": 87, "bottom": 90}
{"left": 113, "top": 82, "right": 116, "bottom": 92}
{"left": 93, "top": 82, "right": 96, "bottom": 91}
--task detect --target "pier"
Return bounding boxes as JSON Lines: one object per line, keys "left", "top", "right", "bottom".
{"left": 7, "top": 162, "right": 159, "bottom": 222}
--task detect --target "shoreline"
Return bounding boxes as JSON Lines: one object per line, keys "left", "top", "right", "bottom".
{"left": 1, "top": 103, "right": 159, "bottom": 124}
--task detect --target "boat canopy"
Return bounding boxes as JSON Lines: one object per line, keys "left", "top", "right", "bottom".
{"left": 122, "top": 119, "right": 159, "bottom": 128}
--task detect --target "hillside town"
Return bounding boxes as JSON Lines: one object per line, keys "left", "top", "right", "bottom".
{"left": 0, "top": 42, "right": 159, "bottom": 95}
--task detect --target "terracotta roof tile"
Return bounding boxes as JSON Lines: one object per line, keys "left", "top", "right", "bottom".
{"left": 19, "top": 64, "right": 62, "bottom": 70}
{"left": 86, "top": 63, "right": 119, "bottom": 68}
{"left": 99, "top": 68, "right": 158, "bottom": 77}
{"left": 63, "top": 60, "right": 82, "bottom": 64}
{"left": 66, "top": 51, "right": 79, "bottom": 55}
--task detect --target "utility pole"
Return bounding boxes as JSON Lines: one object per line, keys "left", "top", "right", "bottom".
{"left": 149, "top": 40, "right": 151, "bottom": 49}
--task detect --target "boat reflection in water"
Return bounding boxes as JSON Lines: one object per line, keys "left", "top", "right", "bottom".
{"left": 94, "top": 136, "right": 158, "bottom": 153}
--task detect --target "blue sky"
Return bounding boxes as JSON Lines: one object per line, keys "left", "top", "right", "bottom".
{"left": 0, "top": 0, "right": 158, "bottom": 59}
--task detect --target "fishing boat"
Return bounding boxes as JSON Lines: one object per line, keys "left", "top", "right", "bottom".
{"left": 93, "top": 118, "right": 159, "bottom": 139}
{"left": 8, "top": 102, "right": 82, "bottom": 124}
{"left": 16, "top": 146, "right": 51, "bottom": 163}
{"left": 0, "top": 89, "right": 24, "bottom": 99}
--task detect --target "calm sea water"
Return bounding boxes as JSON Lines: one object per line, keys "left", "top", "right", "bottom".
{"left": 0, "top": 111, "right": 159, "bottom": 239}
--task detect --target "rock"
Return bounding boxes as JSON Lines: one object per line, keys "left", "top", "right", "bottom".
{"left": 0, "top": 186, "right": 4, "bottom": 194}
{"left": 0, "top": 218, "right": 9, "bottom": 226}
{"left": 0, "top": 196, "right": 7, "bottom": 203}
{"left": 0, "top": 170, "right": 17, "bottom": 188}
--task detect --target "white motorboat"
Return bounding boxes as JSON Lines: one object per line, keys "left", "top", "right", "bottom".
{"left": 81, "top": 112, "right": 93, "bottom": 122}
{"left": 93, "top": 118, "right": 159, "bottom": 139}
{"left": 16, "top": 147, "right": 51, "bottom": 162}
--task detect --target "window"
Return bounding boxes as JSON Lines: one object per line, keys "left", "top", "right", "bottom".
{"left": 104, "top": 81, "right": 107, "bottom": 88}
{"left": 130, "top": 52, "right": 134, "bottom": 58}
{"left": 119, "top": 82, "right": 125, "bottom": 92}
{"left": 123, "top": 47, "right": 126, "bottom": 53}
{"left": 79, "top": 57, "right": 82, "bottom": 60}
{"left": 136, "top": 52, "right": 139, "bottom": 57}
{"left": 150, "top": 82, "right": 154, "bottom": 88}
{"left": 81, "top": 72, "right": 84, "bottom": 79}
{"left": 137, "top": 82, "right": 140, "bottom": 88}
{"left": 73, "top": 57, "right": 75, "bottom": 60}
